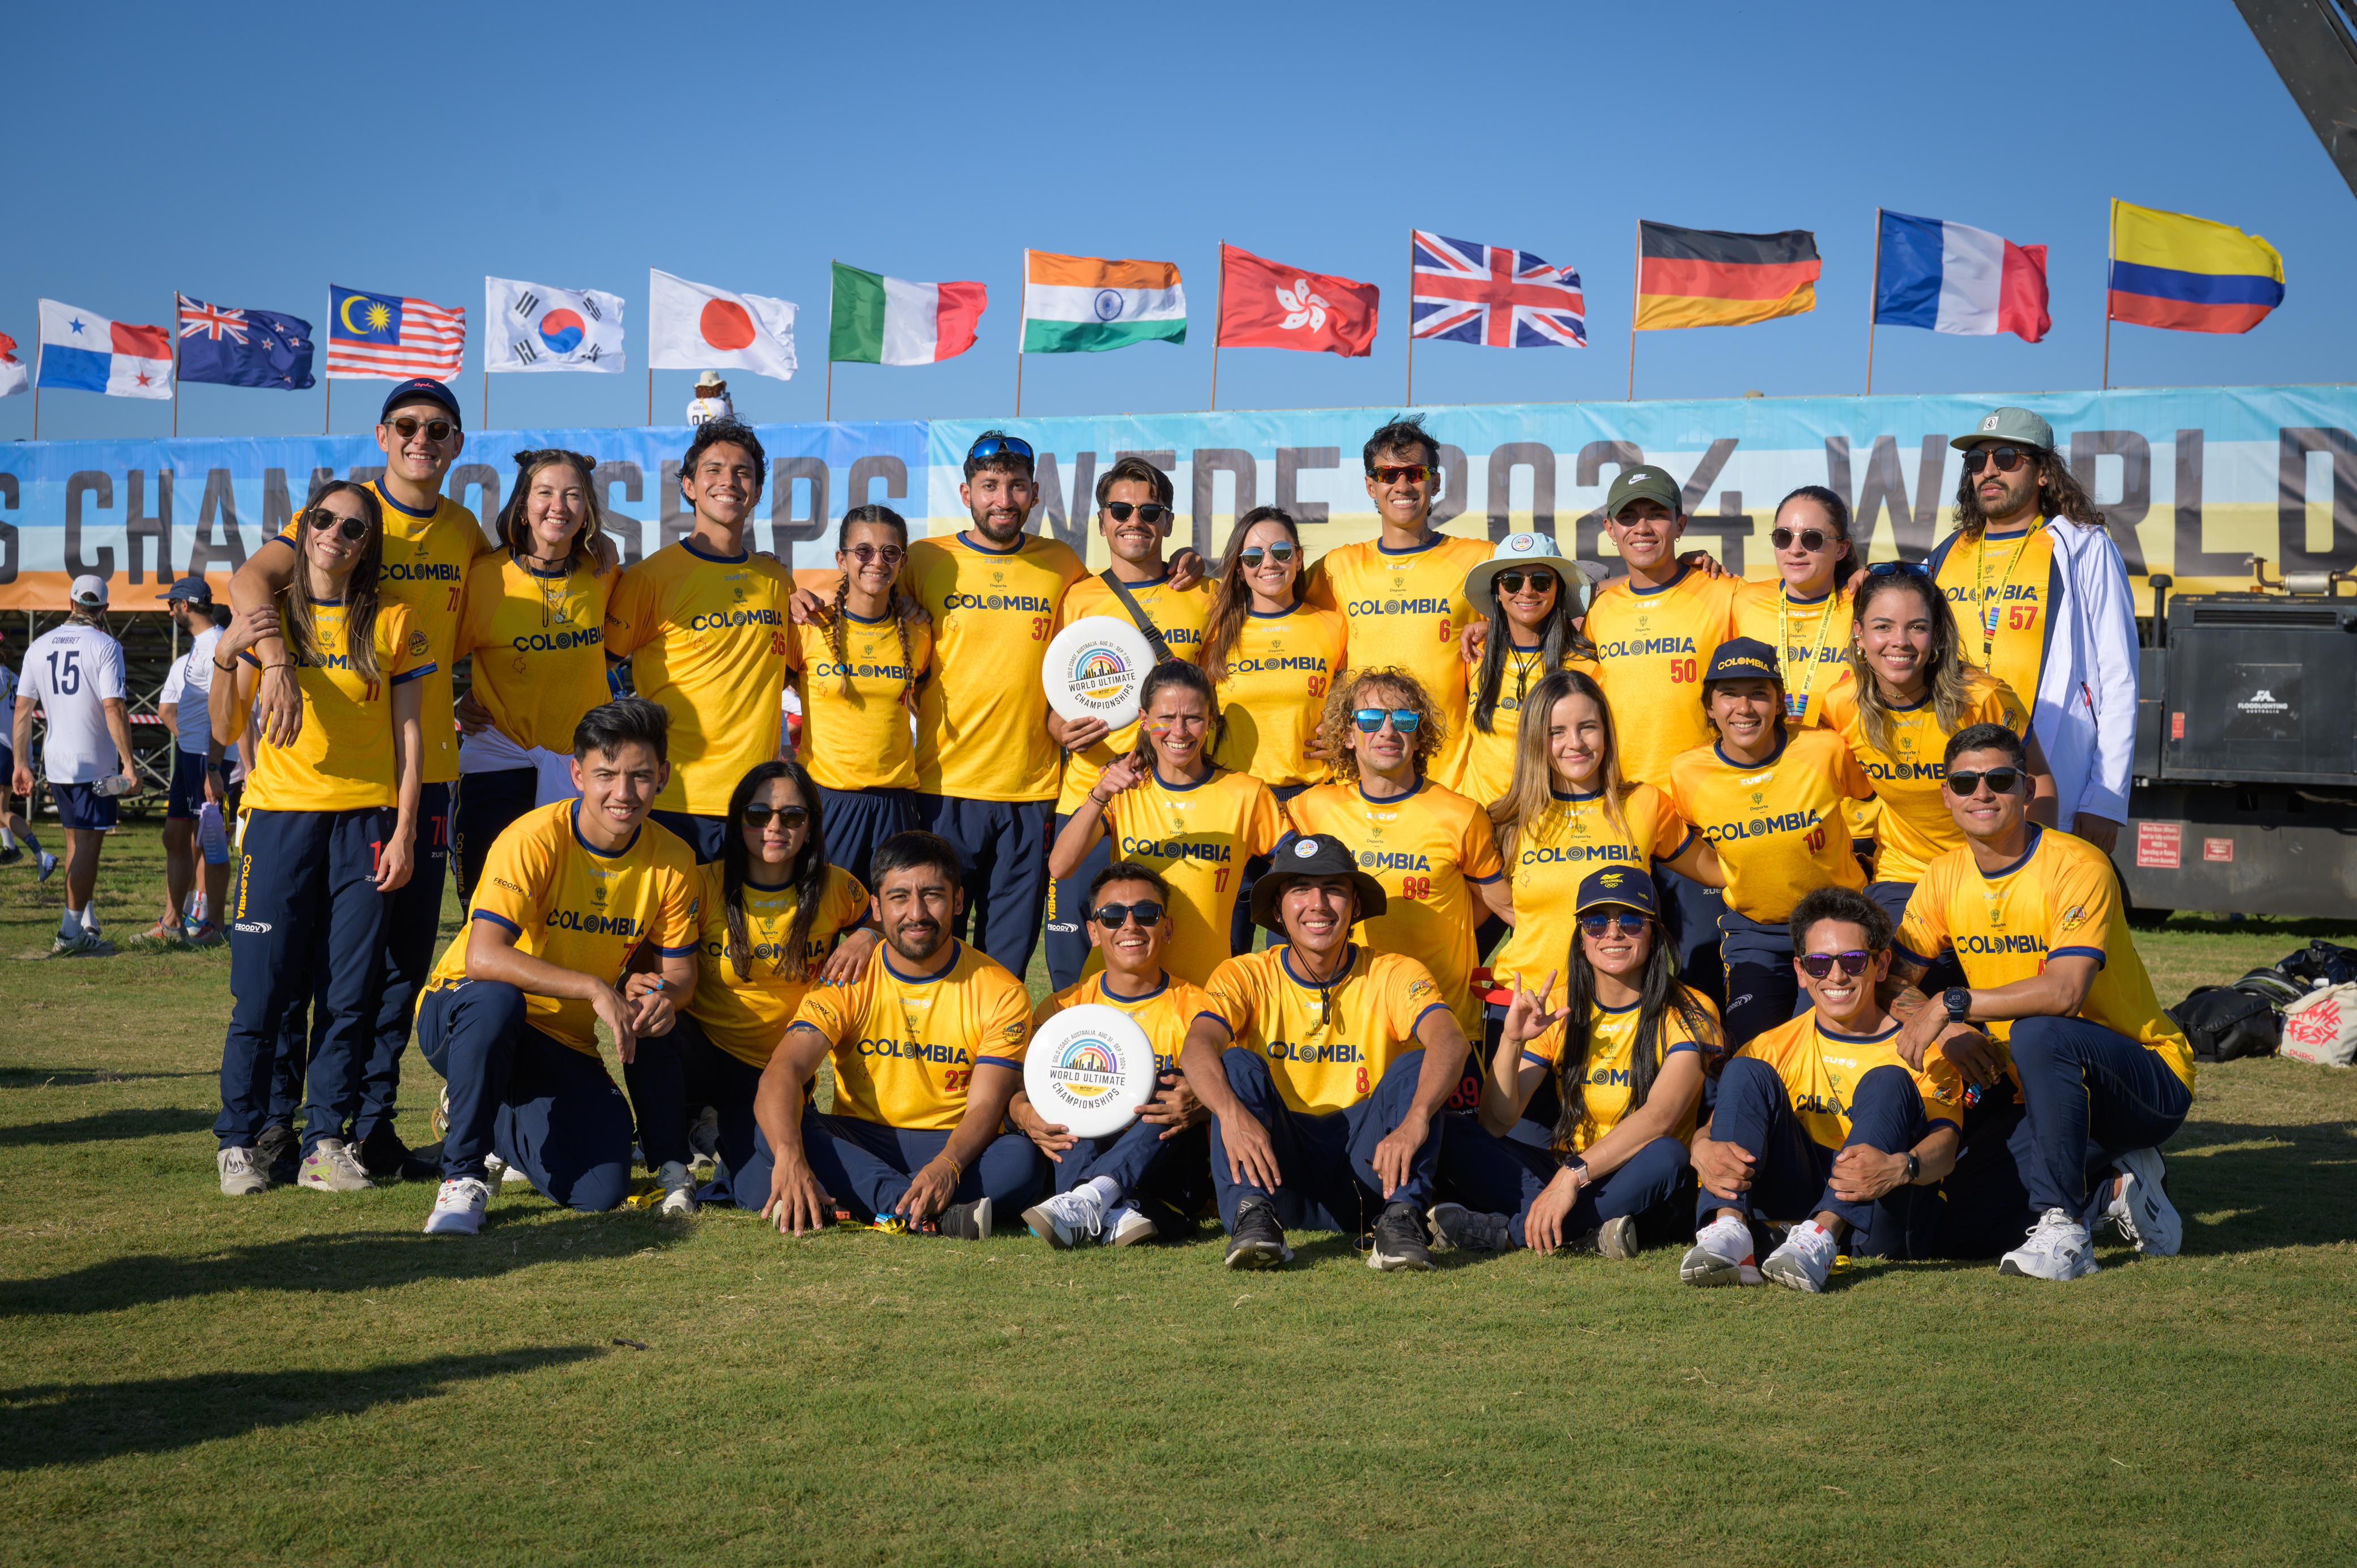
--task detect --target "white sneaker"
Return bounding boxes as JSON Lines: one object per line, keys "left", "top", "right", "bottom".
{"left": 49, "top": 928, "right": 115, "bottom": 958}
{"left": 216, "top": 1147, "right": 267, "bottom": 1196}
{"left": 483, "top": 1152, "right": 530, "bottom": 1186}
{"left": 424, "top": 1176, "right": 492, "bottom": 1235}
{"left": 1596, "top": 1215, "right": 1641, "bottom": 1260}
{"left": 2107, "top": 1147, "right": 2182, "bottom": 1256}
{"left": 1680, "top": 1215, "right": 1763, "bottom": 1287}
{"left": 1022, "top": 1186, "right": 1107, "bottom": 1250}
{"left": 1104, "top": 1204, "right": 1157, "bottom": 1247}
{"left": 656, "top": 1160, "right": 697, "bottom": 1217}
{"left": 297, "top": 1137, "right": 374, "bottom": 1192}
{"left": 2000, "top": 1207, "right": 2100, "bottom": 1281}
{"left": 1762, "top": 1220, "right": 1839, "bottom": 1293}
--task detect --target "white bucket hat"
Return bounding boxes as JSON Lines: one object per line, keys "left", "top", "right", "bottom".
{"left": 1464, "top": 533, "right": 1605, "bottom": 608}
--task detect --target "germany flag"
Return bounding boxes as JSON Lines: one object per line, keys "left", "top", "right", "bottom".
{"left": 1635, "top": 223, "right": 1820, "bottom": 330}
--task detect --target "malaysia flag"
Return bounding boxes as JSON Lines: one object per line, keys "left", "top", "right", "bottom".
{"left": 1874, "top": 211, "right": 2050, "bottom": 343}
{"left": 326, "top": 284, "right": 467, "bottom": 380}
{"left": 1411, "top": 232, "right": 1585, "bottom": 348}
{"left": 36, "top": 299, "right": 173, "bottom": 399}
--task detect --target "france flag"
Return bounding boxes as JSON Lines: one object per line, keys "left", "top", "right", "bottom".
{"left": 1874, "top": 212, "right": 2050, "bottom": 343}
{"left": 37, "top": 298, "right": 175, "bottom": 399}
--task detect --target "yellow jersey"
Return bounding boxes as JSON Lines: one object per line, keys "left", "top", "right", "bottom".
{"left": 1035, "top": 969, "right": 1213, "bottom": 1079}
{"left": 1200, "top": 944, "right": 1450, "bottom": 1114}
{"left": 1208, "top": 602, "right": 1348, "bottom": 788}
{"left": 1897, "top": 825, "right": 2196, "bottom": 1089}
{"left": 1732, "top": 579, "right": 1856, "bottom": 728}
{"left": 785, "top": 610, "right": 933, "bottom": 793}
{"left": 1098, "top": 766, "right": 1287, "bottom": 986}
{"left": 905, "top": 531, "right": 1088, "bottom": 802}
{"left": 1523, "top": 990, "right": 1720, "bottom": 1152}
{"left": 1584, "top": 566, "right": 1742, "bottom": 789}
{"left": 1054, "top": 571, "right": 1215, "bottom": 813}
{"left": 1304, "top": 531, "right": 1494, "bottom": 782}
{"left": 1667, "top": 727, "right": 1874, "bottom": 923}
{"left": 1489, "top": 782, "right": 1695, "bottom": 994}
{"left": 601, "top": 540, "right": 795, "bottom": 816}
{"left": 1450, "top": 645, "right": 1602, "bottom": 808}
{"left": 1287, "top": 778, "right": 1504, "bottom": 1035}
{"left": 684, "top": 862, "right": 873, "bottom": 1069}
{"left": 1736, "top": 1009, "right": 1965, "bottom": 1150}
{"left": 1818, "top": 669, "right": 2031, "bottom": 885}
{"left": 1931, "top": 519, "right": 2060, "bottom": 706}
{"left": 454, "top": 551, "right": 618, "bottom": 755}
{"left": 787, "top": 940, "right": 1033, "bottom": 1131}
{"left": 240, "top": 600, "right": 432, "bottom": 813}
{"left": 423, "top": 800, "right": 701, "bottom": 1056}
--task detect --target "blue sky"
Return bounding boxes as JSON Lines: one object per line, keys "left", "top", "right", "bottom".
{"left": 6, "top": 0, "right": 2350, "bottom": 443}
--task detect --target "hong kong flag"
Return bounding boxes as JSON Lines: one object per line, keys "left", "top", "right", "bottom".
{"left": 1216, "top": 244, "right": 1380, "bottom": 357}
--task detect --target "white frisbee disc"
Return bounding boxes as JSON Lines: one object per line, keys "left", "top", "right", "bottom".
{"left": 1042, "top": 616, "right": 1155, "bottom": 729}
{"left": 1023, "top": 1004, "right": 1160, "bottom": 1140}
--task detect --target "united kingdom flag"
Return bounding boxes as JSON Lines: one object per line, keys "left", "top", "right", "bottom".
{"left": 1410, "top": 231, "right": 1586, "bottom": 348}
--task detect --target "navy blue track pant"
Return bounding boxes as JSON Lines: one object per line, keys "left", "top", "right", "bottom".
{"left": 417, "top": 979, "right": 633, "bottom": 1212}
{"left": 735, "top": 1107, "right": 1046, "bottom": 1220}
{"left": 1438, "top": 1114, "right": 1691, "bottom": 1247}
{"left": 1044, "top": 811, "right": 1113, "bottom": 991}
{"left": 2007, "top": 1015, "right": 2192, "bottom": 1228}
{"left": 816, "top": 785, "right": 918, "bottom": 896}
{"left": 916, "top": 794, "right": 1051, "bottom": 979}
{"left": 623, "top": 1013, "right": 763, "bottom": 1175}
{"left": 1209, "top": 1047, "right": 1440, "bottom": 1234}
{"left": 1698, "top": 1055, "right": 1943, "bottom": 1259}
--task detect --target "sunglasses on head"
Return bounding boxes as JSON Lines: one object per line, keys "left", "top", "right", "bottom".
{"left": 1090, "top": 900, "right": 1165, "bottom": 928}
{"left": 1369, "top": 463, "right": 1432, "bottom": 485}
{"left": 1962, "top": 445, "right": 2035, "bottom": 475}
{"left": 305, "top": 509, "right": 371, "bottom": 543}
{"left": 1104, "top": 501, "right": 1171, "bottom": 525}
{"left": 387, "top": 415, "right": 456, "bottom": 444}
{"left": 1352, "top": 708, "right": 1422, "bottom": 734}
{"left": 1799, "top": 949, "right": 1876, "bottom": 980}
{"left": 845, "top": 543, "right": 905, "bottom": 567}
{"left": 1945, "top": 766, "right": 2023, "bottom": 798}
{"left": 967, "top": 434, "right": 1034, "bottom": 465}
{"left": 1579, "top": 911, "right": 1649, "bottom": 939}
{"left": 1239, "top": 543, "right": 1297, "bottom": 568}
{"left": 1867, "top": 560, "right": 1931, "bottom": 578}
{"left": 1494, "top": 569, "right": 1557, "bottom": 595}
{"left": 743, "top": 803, "right": 810, "bottom": 829}
{"left": 1772, "top": 527, "right": 1832, "bottom": 552}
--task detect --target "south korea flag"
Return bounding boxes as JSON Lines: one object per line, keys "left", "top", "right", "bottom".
{"left": 484, "top": 276, "right": 627, "bottom": 373}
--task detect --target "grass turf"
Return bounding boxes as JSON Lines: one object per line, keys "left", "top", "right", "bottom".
{"left": 3, "top": 824, "right": 2354, "bottom": 1566}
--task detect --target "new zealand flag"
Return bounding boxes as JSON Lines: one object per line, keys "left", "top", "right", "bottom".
{"left": 176, "top": 293, "right": 316, "bottom": 390}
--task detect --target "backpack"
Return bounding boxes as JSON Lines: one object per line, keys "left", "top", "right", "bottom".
{"left": 2169, "top": 983, "right": 2283, "bottom": 1063}
{"left": 2276, "top": 940, "right": 2357, "bottom": 990}
{"left": 2281, "top": 983, "right": 2357, "bottom": 1068}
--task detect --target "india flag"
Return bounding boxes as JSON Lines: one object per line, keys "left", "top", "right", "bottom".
{"left": 829, "top": 263, "right": 988, "bottom": 365}
{"left": 1020, "top": 250, "right": 1186, "bottom": 353}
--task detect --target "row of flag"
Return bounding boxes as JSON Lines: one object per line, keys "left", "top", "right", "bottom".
{"left": 1, "top": 201, "right": 2288, "bottom": 405}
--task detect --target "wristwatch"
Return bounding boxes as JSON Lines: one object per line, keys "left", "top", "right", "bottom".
{"left": 1942, "top": 986, "right": 1972, "bottom": 1025}
{"left": 1902, "top": 1152, "right": 1921, "bottom": 1184}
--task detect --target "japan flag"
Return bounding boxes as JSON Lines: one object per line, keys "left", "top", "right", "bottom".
{"left": 647, "top": 269, "right": 796, "bottom": 382}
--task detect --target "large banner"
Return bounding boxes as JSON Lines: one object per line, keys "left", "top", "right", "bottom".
{"left": 3, "top": 386, "right": 2350, "bottom": 611}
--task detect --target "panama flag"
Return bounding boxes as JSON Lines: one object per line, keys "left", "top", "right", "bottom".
{"left": 1874, "top": 211, "right": 2050, "bottom": 343}
{"left": 648, "top": 269, "right": 796, "bottom": 381}
{"left": 829, "top": 263, "right": 986, "bottom": 365}
{"left": 36, "top": 299, "right": 174, "bottom": 398}
{"left": 485, "top": 277, "right": 626, "bottom": 373}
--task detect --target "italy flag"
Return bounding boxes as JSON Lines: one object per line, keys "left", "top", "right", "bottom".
{"left": 1020, "top": 250, "right": 1186, "bottom": 353}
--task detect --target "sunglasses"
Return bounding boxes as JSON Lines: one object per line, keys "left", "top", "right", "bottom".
{"left": 1240, "top": 543, "right": 1297, "bottom": 568}
{"left": 1579, "top": 912, "right": 1649, "bottom": 939}
{"left": 1772, "top": 527, "right": 1832, "bottom": 552}
{"left": 1369, "top": 463, "right": 1432, "bottom": 485}
{"left": 846, "top": 543, "right": 905, "bottom": 567}
{"left": 1867, "top": 561, "right": 1931, "bottom": 578}
{"left": 1799, "top": 949, "right": 1876, "bottom": 979}
{"left": 1103, "top": 502, "right": 1171, "bottom": 525}
{"left": 967, "top": 434, "right": 1035, "bottom": 464}
{"left": 1962, "top": 445, "right": 2035, "bottom": 475}
{"left": 744, "top": 803, "right": 810, "bottom": 830}
{"left": 1352, "top": 708, "right": 1422, "bottom": 734}
{"left": 388, "top": 415, "right": 456, "bottom": 444}
{"left": 1494, "top": 569, "right": 1558, "bottom": 595}
{"left": 306, "top": 509, "right": 371, "bottom": 542}
{"left": 1945, "top": 766, "right": 2023, "bottom": 798}
{"left": 1090, "top": 900, "right": 1165, "bottom": 928}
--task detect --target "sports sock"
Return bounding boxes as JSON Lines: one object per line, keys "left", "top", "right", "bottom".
{"left": 1085, "top": 1175, "right": 1122, "bottom": 1206}
{"left": 61, "top": 907, "right": 83, "bottom": 940}
{"left": 80, "top": 905, "right": 101, "bottom": 934}
{"left": 23, "top": 829, "right": 42, "bottom": 855}
{"left": 1, "top": 826, "right": 15, "bottom": 849}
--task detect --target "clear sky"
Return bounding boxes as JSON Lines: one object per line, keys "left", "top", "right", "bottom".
{"left": 6, "top": 0, "right": 2350, "bottom": 444}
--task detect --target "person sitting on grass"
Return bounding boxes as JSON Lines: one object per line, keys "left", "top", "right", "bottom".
{"left": 1013, "top": 862, "right": 1214, "bottom": 1250}
{"left": 741, "top": 830, "right": 1045, "bottom": 1241}
{"left": 1429, "top": 868, "right": 1717, "bottom": 1260}
{"left": 1682, "top": 886, "right": 1964, "bottom": 1293}
{"left": 415, "top": 697, "right": 701, "bottom": 1236}
{"left": 1178, "top": 833, "right": 1471, "bottom": 1273}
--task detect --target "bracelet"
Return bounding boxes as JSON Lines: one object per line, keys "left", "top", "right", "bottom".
{"left": 263, "top": 661, "right": 292, "bottom": 672}
{"left": 212, "top": 658, "right": 236, "bottom": 672}
{"left": 1087, "top": 792, "right": 1111, "bottom": 808}
{"left": 935, "top": 1152, "right": 964, "bottom": 1181}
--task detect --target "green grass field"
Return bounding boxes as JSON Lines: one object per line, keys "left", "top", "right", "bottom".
{"left": 4, "top": 824, "right": 2354, "bottom": 1566}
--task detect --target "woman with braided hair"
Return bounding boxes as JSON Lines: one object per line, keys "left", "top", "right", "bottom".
{"left": 786, "top": 505, "right": 933, "bottom": 890}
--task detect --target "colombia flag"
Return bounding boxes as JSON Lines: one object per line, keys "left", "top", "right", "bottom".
{"left": 1635, "top": 223, "right": 1820, "bottom": 330}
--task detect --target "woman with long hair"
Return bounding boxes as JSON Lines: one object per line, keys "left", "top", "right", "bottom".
{"left": 625, "top": 759, "right": 879, "bottom": 1213}
{"left": 1733, "top": 486, "right": 1859, "bottom": 728}
{"left": 789, "top": 505, "right": 931, "bottom": 891}
{"left": 1429, "top": 868, "right": 1718, "bottom": 1257}
{"left": 1450, "top": 535, "right": 1598, "bottom": 809}
{"left": 211, "top": 480, "right": 429, "bottom": 1198}
{"left": 450, "top": 449, "right": 620, "bottom": 900}
{"left": 1050, "top": 662, "right": 1286, "bottom": 985}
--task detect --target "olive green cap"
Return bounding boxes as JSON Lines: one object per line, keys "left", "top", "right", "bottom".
{"left": 1603, "top": 465, "right": 1682, "bottom": 519}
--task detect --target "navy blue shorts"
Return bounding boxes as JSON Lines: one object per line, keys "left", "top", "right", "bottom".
{"left": 0, "top": 743, "right": 14, "bottom": 784}
{"left": 50, "top": 781, "right": 118, "bottom": 832}
{"left": 168, "top": 749, "right": 215, "bottom": 821}
{"left": 649, "top": 808, "right": 727, "bottom": 864}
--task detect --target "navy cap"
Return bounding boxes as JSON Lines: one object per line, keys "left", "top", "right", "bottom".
{"left": 157, "top": 576, "right": 214, "bottom": 605}
{"left": 1701, "top": 636, "right": 1781, "bottom": 685}
{"left": 379, "top": 377, "right": 462, "bottom": 431}
{"left": 1575, "top": 867, "right": 1658, "bottom": 920}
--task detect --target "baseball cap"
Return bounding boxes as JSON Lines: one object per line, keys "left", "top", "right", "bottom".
{"left": 1575, "top": 867, "right": 1658, "bottom": 921}
{"left": 1701, "top": 637, "right": 1781, "bottom": 685}
{"left": 158, "top": 576, "right": 214, "bottom": 606}
{"left": 69, "top": 574, "right": 109, "bottom": 607}
{"left": 379, "top": 377, "right": 462, "bottom": 431}
{"left": 1249, "top": 833, "right": 1389, "bottom": 932}
{"left": 1604, "top": 465, "right": 1682, "bottom": 519}
{"left": 1950, "top": 406, "right": 2053, "bottom": 453}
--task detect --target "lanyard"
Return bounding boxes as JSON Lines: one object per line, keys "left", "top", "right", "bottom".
{"left": 1777, "top": 588, "right": 1841, "bottom": 721}
{"left": 1973, "top": 521, "right": 2044, "bottom": 663}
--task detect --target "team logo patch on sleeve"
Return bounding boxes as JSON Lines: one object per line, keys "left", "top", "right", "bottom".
{"left": 2058, "top": 905, "right": 2089, "bottom": 934}
{"left": 409, "top": 631, "right": 430, "bottom": 658}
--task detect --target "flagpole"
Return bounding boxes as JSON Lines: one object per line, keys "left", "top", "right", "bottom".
{"left": 323, "top": 376, "right": 331, "bottom": 436}
{"left": 1865, "top": 208, "right": 1882, "bottom": 397}
{"left": 481, "top": 372, "right": 489, "bottom": 433}
{"left": 645, "top": 367, "right": 653, "bottom": 428}
{"left": 1403, "top": 232, "right": 1415, "bottom": 406}
{"left": 1210, "top": 240, "right": 1224, "bottom": 413}
{"left": 1014, "top": 250, "right": 1027, "bottom": 418}
{"left": 1626, "top": 221, "right": 1640, "bottom": 400}
{"left": 171, "top": 294, "right": 181, "bottom": 438}
{"left": 2101, "top": 199, "right": 2116, "bottom": 391}
{"left": 824, "top": 258, "right": 836, "bottom": 423}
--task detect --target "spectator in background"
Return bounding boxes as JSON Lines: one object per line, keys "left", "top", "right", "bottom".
{"left": 686, "top": 372, "right": 735, "bottom": 427}
{"left": 13, "top": 575, "right": 139, "bottom": 956}
{"left": 146, "top": 578, "right": 237, "bottom": 946}
{"left": 0, "top": 623, "right": 60, "bottom": 881}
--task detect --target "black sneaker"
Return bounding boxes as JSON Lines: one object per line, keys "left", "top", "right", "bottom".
{"left": 939, "top": 1197, "right": 993, "bottom": 1241}
{"left": 0, "top": 845, "right": 20, "bottom": 866}
{"left": 1426, "top": 1202, "right": 1511, "bottom": 1254}
{"left": 1369, "top": 1201, "right": 1436, "bottom": 1272}
{"left": 256, "top": 1122, "right": 300, "bottom": 1187}
{"left": 1224, "top": 1197, "right": 1292, "bottom": 1269}
{"left": 356, "top": 1124, "right": 441, "bottom": 1184}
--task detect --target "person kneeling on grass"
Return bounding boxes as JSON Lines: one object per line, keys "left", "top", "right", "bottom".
{"left": 1429, "top": 868, "right": 1717, "bottom": 1260}
{"left": 1013, "top": 862, "right": 1215, "bottom": 1249}
{"left": 741, "top": 830, "right": 1046, "bottom": 1241}
{"left": 418, "top": 698, "right": 703, "bottom": 1236}
{"left": 1682, "top": 886, "right": 1964, "bottom": 1292}
{"left": 1178, "top": 833, "right": 1471, "bottom": 1273}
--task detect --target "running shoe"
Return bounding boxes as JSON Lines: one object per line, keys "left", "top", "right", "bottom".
{"left": 1022, "top": 1187, "right": 1107, "bottom": 1250}
{"left": 1596, "top": 1215, "right": 1641, "bottom": 1260}
{"left": 1224, "top": 1198, "right": 1291, "bottom": 1269}
{"left": 1105, "top": 1204, "right": 1158, "bottom": 1247}
{"left": 1426, "top": 1202, "right": 1512, "bottom": 1254}
{"left": 256, "top": 1122, "right": 299, "bottom": 1187}
{"left": 216, "top": 1147, "right": 267, "bottom": 1197}
{"left": 424, "top": 1177, "right": 492, "bottom": 1236}
{"left": 1761, "top": 1220, "right": 1838, "bottom": 1294}
{"left": 36, "top": 850, "right": 59, "bottom": 883}
{"left": 1680, "top": 1215, "right": 1763, "bottom": 1287}
{"left": 1368, "top": 1202, "right": 1436, "bottom": 1272}
{"left": 1999, "top": 1208, "right": 2100, "bottom": 1281}
{"left": 939, "top": 1197, "right": 993, "bottom": 1241}
{"left": 656, "top": 1160, "right": 697, "bottom": 1217}
{"left": 2108, "top": 1147, "right": 2182, "bottom": 1256}
{"left": 297, "top": 1137, "right": 375, "bottom": 1193}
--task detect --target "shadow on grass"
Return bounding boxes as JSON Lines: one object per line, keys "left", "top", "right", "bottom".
{"left": 0, "top": 1107, "right": 216, "bottom": 1147}
{"left": 2172, "top": 1114, "right": 2357, "bottom": 1252}
{"left": 1, "top": 1220, "right": 682, "bottom": 1319}
{"left": 0, "top": 1346, "right": 605, "bottom": 1469}
{"left": 0, "top": 1067, "right": 214, "bottom": 1090}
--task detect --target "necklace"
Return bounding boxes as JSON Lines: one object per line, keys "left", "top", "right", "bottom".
{"left": 1973, "top": 519, "right": 2044, "bottom": 663}
{"left": 1777, "top": 586, "right": 1840, "bottom": 722}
